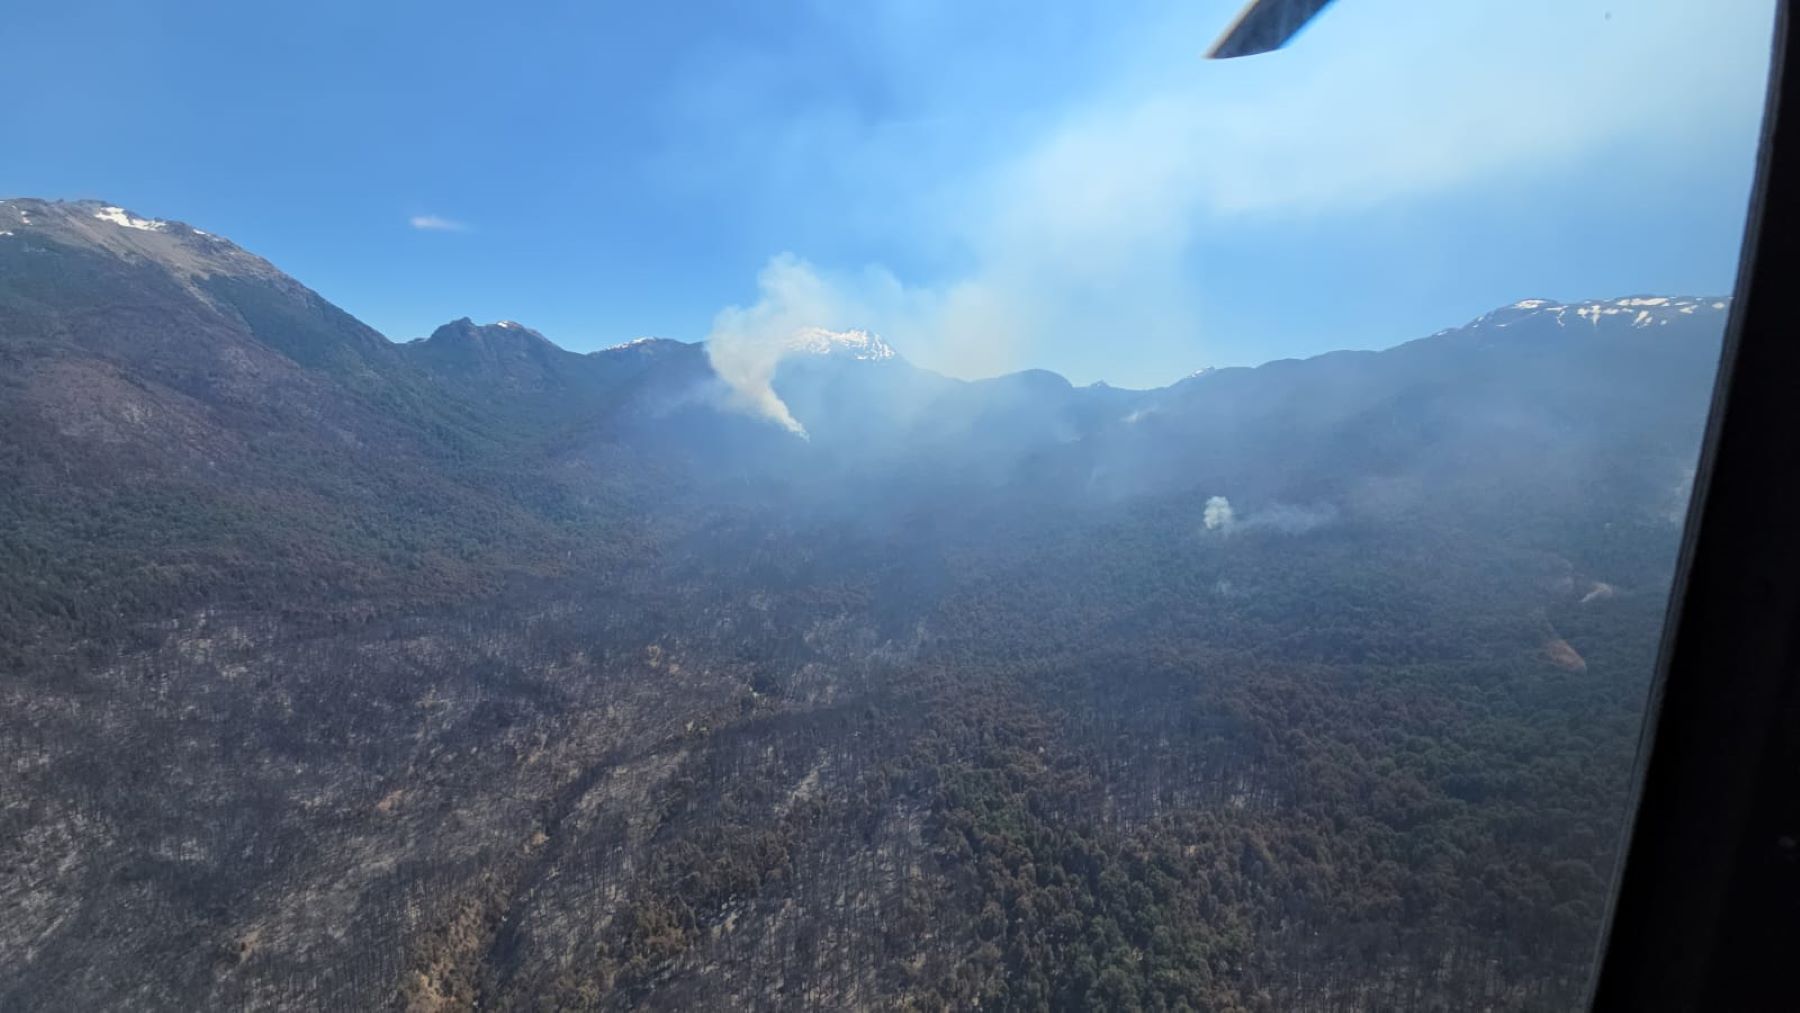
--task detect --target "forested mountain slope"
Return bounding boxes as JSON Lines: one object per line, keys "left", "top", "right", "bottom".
{"left": 0, "top": 200, "right": 1724, "bottom": 1010}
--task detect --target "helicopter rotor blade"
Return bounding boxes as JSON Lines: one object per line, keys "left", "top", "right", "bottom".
{"left": 1206, "top": 0, "right": 1337, "bottom": 59}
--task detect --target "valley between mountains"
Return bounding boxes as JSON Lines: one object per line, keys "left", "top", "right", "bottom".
{"left": 0, "top": 198, "right": 1722, "bottom": 1010}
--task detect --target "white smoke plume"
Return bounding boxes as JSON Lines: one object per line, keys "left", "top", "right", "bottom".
{"left": 1204, "top": 496, "right": 1338, "bottom": 535}
{"left": 703, "top": 254, "right": 856, "bottom": 437}
{"left": 1203, "top": 496, "right": 1236, "bottom": 531}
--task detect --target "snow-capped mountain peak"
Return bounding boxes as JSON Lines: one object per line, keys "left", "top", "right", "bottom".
{"left": 786, "top": 327, "right": 897, "bottom": 361}
{"left": 1471, "top": 295, "right": 1728, "bottom": 332}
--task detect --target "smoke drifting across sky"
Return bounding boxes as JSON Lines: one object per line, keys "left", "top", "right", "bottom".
{"left": 695, "top": 0, "right": 1773, "bottom": 387}
{"left": 10, "top": 2, "right": 1770, "bottom": 385}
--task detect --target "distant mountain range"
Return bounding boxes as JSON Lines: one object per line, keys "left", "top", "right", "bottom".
{"left": 1, "top": 196, "right": 1722, "bottom": 636}
{"left": 0, "top": 198, "right": 1727, "bottom": 1010}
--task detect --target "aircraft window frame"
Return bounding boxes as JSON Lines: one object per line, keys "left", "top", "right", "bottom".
{"left": 1588, "top": 2, "right": 1799, "bottom": 1007}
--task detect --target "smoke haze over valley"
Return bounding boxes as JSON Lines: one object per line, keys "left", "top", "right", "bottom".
{"left": 0, "top": 196, "right": 1733, "bottom": 1009}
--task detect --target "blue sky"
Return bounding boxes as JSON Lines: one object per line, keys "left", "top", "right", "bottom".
{"left": 2, "top": 0, "right": 1776, "bottom": 386}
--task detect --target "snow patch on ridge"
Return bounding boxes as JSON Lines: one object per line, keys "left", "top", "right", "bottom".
{"left": 605, "top": 336, "right": 666, "bottom": 350}
{"left": 93, "top": 206, "right": 168, "bottom": 232}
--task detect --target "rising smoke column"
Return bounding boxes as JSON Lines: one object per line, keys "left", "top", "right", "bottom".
{"left": 706, "top": 326, "right": 808, "bottom": 436}
{"left": 702, "top": 253, "right": 842, "bottom": 435}
{"left": 705, "top": 254, "right": 864, "bottom": 438}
